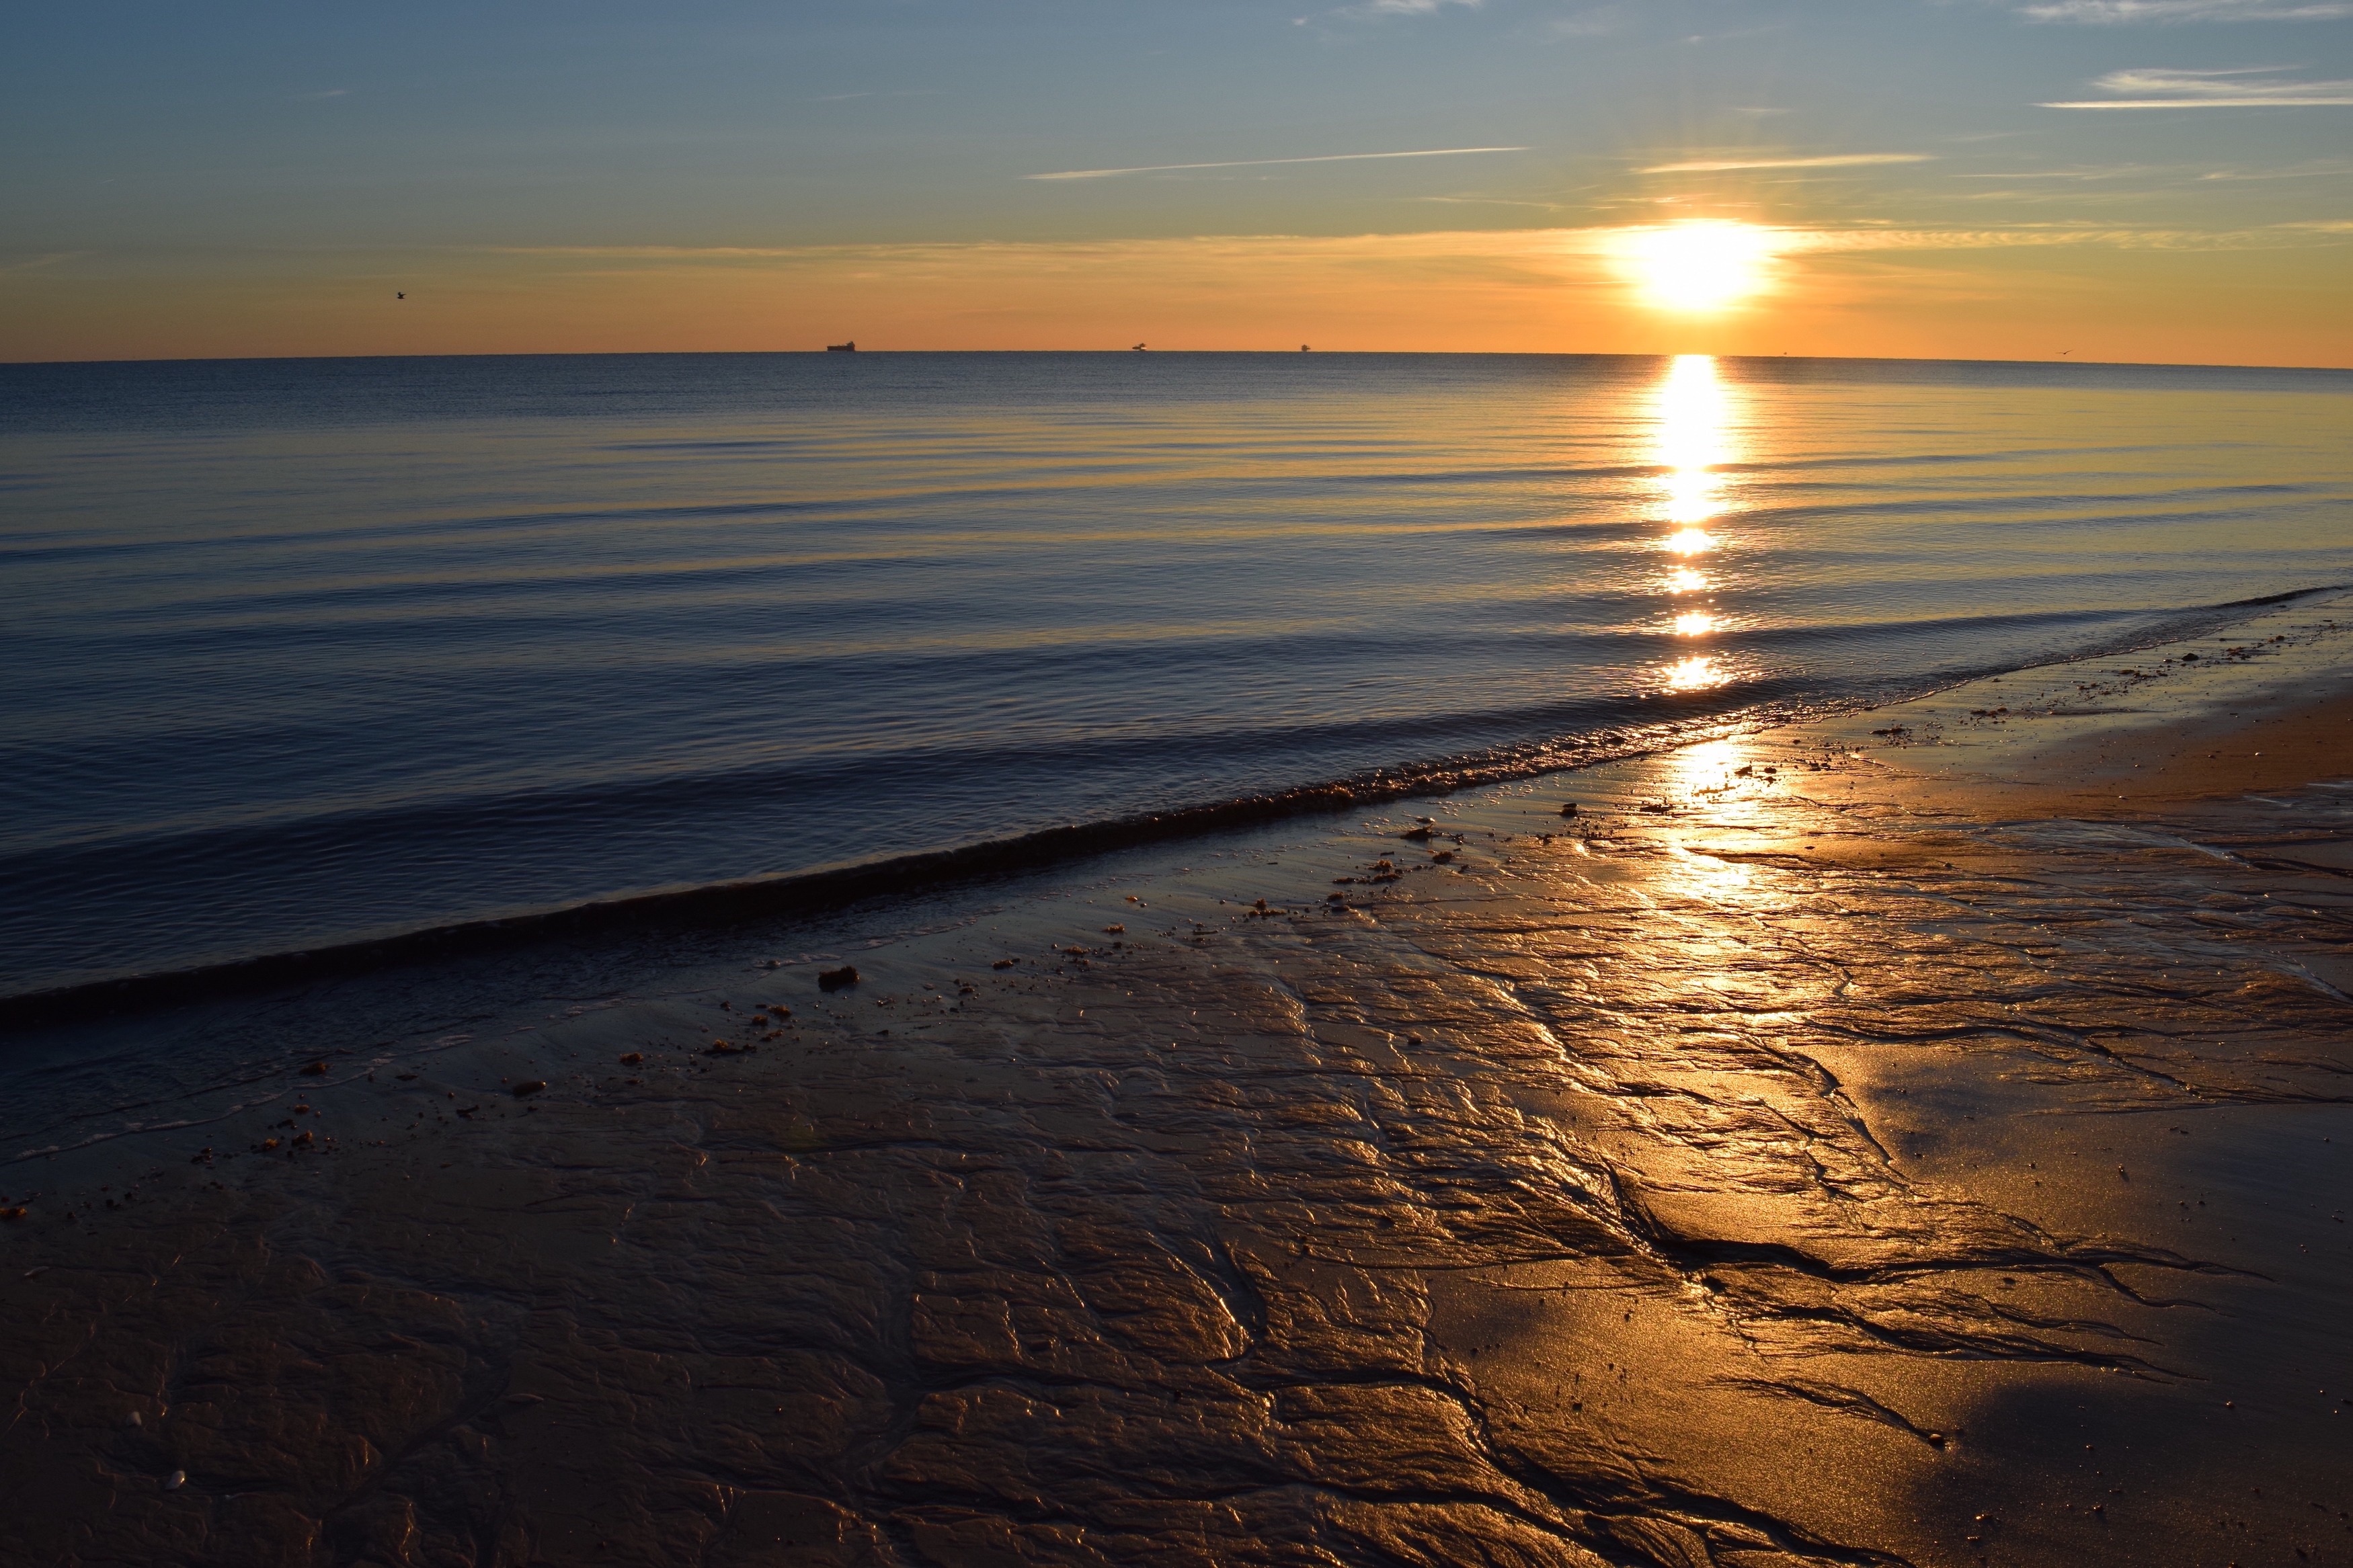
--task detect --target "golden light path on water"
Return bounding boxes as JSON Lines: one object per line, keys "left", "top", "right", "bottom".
{"left": 1654, "top": 354, "right": 1737, "bottom": 694}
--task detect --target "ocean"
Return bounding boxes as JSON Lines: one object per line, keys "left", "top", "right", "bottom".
{"left": 3, "top": 350, "right": 2348, "bottom": 1005}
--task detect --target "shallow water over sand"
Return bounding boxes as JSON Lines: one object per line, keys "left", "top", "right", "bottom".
{"left": 6, "top": 612, "right": 2351, "bottom": 1567}
{"left": 5, "top": 352, "right": 2350, "bottom": 1002}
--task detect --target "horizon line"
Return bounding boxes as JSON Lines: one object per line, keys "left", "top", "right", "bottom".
{"left": 9, "top": 348, "right": 2349, "bottom": 373}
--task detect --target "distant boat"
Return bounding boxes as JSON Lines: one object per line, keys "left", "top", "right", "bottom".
{"left": 826, "top": 340, "right": 856, "bottom": 352}
{"left": 1132, "top": 343, "right": 1147, "bottom": 352}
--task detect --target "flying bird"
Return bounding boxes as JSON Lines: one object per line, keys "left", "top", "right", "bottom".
{"left": 396, "top": 292, "right": 405, "bottom": 300}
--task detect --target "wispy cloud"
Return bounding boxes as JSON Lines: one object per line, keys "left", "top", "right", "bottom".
{"left": 1638, "top": 153, "right": 1933, "bottom": 173}
{"left": 296, "top": 88, "right": 349, "bottom": 100}
{"left": 1546, "top": 4, "right": 1632, "bottom": 36}
{"left": 0, "top": 251, "right": 85, "bottom": 274}
{"left": 1952, "top": 162, "right": 2174, "bottom": 178}
{"left": 2199, "top": 157, "right": 2353, "bottom": 177}
{"left": 2020, "top": 0, "right": 2353, "bottom": 21}
{"left": 2043, "top": 65, "right": 2353, "bottom": 106}
{"left": 1332, "top": 0, "right": 1480, "bottom": 14}
{"left": 1027, "top": 147, "right": 1528, "bottom": 181}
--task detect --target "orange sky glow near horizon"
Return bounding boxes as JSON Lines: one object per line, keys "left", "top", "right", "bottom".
{"left": 11, "top": 219, "right": 2348, "bottom": 367}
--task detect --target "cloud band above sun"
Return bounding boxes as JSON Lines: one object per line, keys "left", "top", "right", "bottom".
{"left": 1638, "top": 153, "right": 1935, "bottom": 173}
{"left": 1026, "top": 147, "right": 1527, "bottom": 180}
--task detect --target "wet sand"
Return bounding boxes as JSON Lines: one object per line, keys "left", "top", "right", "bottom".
{"left": 6, "top": 597, "right": 2353, "bottom": 1567}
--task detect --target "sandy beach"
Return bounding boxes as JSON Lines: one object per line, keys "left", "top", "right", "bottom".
{"left": 7, "top": 594, "right": 2353, "bottom": 1568}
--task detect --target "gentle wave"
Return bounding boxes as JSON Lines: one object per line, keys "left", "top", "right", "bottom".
{"left": 4, "top": 352, "right": 2350, "bottom": 1008}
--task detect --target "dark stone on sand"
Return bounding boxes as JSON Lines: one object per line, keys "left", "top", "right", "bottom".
{"left": 299, "top": 1061, "right": 329, "bottom": 1075}
{"left": 510, "top": 1080, "right": 547, "bottom": 1097}
{"left": 817, "top": 965, "right": 860, "bottom": 991}
{"left": 1560, "top": 802, "right": 1579, "bottom": 816}
{"left": 619, "top": 1052, "right": 642, "bottom": 1065}
{"left": 1401, "top": 826, "right": 1433, "bottom": 841}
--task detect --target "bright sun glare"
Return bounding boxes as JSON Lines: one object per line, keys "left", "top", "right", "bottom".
{"left": 1624, "top": 222, "right": 1776, "bottom": 311}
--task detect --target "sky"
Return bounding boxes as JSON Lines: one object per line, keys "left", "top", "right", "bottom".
{"left": 3, "top": 0, "right": 2350, "bottom": 364}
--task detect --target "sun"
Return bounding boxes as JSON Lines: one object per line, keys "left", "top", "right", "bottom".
{"left": 1622, "top": 222, "right": 1776, "bottom": 311}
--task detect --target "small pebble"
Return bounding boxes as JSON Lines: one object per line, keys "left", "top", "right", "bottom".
{"left": 164, "top": 1471, "right": 186, "bottom": 1491}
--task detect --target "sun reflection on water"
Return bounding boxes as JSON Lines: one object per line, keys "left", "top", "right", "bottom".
{"left": 1664, "top": 655, "right": 1726, "bottom": 692}
{"left": 1650, "top": 356, "right": 1739, "bottom": 692}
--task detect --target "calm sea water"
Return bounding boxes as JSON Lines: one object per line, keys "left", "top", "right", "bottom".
{"left": 3, "top": 352, "right": 2348, "bottom": 1000}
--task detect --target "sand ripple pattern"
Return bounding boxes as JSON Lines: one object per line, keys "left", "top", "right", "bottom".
{"left": 6, "top": 769, "right": 2353, "bottom": 1564}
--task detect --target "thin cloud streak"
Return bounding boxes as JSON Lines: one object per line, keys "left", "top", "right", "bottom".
{"left": 1639, "top": 153, "right": 1933, "bottom": 173}
{"left": 1026, "top": 147, "right": 1527, "bottom": 181}
{"left": 469, "top": 224, "right": 2346, "bottom": 270}
{"left": 2020, "top": 0, "right": 2353, "bottom": 19}
{"left": 2044, "top": 65, "right": 2353, "bottom": 105}
{"left": 2046, "top": 95, "right": 2353, "bottom": 104}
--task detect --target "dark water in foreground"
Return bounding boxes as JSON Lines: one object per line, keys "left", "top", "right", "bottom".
{"left": 3, "top": 351, "right": 2348, "bottom": 999}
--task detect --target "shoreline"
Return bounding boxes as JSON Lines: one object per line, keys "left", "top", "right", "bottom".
{"left": 5, "top": 597, "right": 2353, "bottom": 1566}
{"left": 7, "top": 585, "right": 2342, "bottom": 1035}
